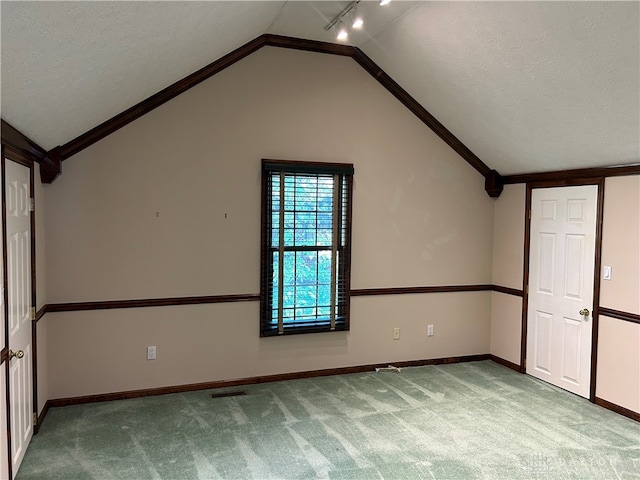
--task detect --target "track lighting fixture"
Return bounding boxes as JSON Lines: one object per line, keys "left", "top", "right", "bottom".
{"left": 324, "top": 1, "right": 361, "bottom": 41}
{"left": 336, "top": 21, "right": 349, "bottom": 41}
{"left": 324, "top": 0, "right": 391, "bottom": 41}
{"left": 350, "top": 7, "right": 363, "bottom": 29}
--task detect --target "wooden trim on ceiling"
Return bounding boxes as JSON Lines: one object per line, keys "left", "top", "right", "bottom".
{"left": 1, "top": 119, "right": 46, "bottom": 163}
{"left": 58, "top": 36, "right": 267, "bottom": 161}
{"left": 484, "top": 170, "right": 505, "bottom": 198}
{"left": 40, "top": 147, "right": 62, "bottom": 184}
{"left": 595, "top": 397, "right": 640, "bottom": 423}
{"left": 503, "top": 164, "right": 640, "bottom": 185}
{"left": 1, "top": 119, "right": 61, "bottom": 183}
{"left": 48, "top": 354, "right": 491, "bottom": 407}
{"left": 262, "top": 33, "right": 354, "bottom": 56}
{"left": 598, "top": 307, "right": 640, "bottom": 325}
{"left": 50, "top": 34, "right": 498, "bottom": 195}
{"left": 350, "top": 47, "right": 495, "bottom": 186}
{"left": 4, "top": 37, "right": 638, "bottom": 189}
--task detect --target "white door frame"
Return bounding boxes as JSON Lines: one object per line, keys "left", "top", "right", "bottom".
{"left": 521, "top": 178, "right": 605, "bottom": 402}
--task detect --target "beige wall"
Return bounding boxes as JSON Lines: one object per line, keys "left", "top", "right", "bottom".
{"left": 596, "top": 316, "right": 639, "bottom": 413}
{"left": 599, "top": 176, "right": 640, "bottom": 314}
{"left": 491, "top": 184, "right": 525, "bottom": 290}
{"left": 490, "top": 184, "right": 525, "bottom": 364}
{"left": 44, "top": 47, "right": 494, "bottom": 398}
{"left": 47, "top": 293, "right": 490, "bottom": 399}
{"left": 490, "top": 293, "right": 522, "bottom": 365}
{"left": 596, "top": 175, "right": 640, "bottom": 413}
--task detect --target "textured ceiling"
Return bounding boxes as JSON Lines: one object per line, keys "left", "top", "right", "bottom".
{"left": 1, "top": 1, "right": 639, "bottom": 176}
{"left": 362, "top": 1, "right": 640, "bottom": 175}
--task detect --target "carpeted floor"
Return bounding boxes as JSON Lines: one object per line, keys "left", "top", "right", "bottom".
{"left": 16, "top": 361, "right": 640, "bottom": 479}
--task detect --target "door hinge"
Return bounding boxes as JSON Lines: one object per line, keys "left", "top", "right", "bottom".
{"left": 30, "top": 307, "right": 36, "bottom": 320}
{"left": 30, "top": 198, "right": 35, "bottom": 212}
{"left": 33, "top": 412, "right": 38, "bottom": 426}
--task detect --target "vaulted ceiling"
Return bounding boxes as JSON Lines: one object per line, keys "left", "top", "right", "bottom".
{"left": 2, "top": 1, "right": 639, "bottom": 177}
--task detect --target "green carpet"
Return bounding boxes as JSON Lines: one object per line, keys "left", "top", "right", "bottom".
{"left": 17, "top": 361, "right": 640, "bottom": 479}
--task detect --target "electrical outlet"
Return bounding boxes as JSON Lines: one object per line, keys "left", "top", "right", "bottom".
{"left": 147, "top": 345, "right": 156, "bottom": 360}
{"left": 427, "top": 325, "right": 434, "bottom": 337}
{"left": 393, "top": 327, "right": 400, "bottom": 340}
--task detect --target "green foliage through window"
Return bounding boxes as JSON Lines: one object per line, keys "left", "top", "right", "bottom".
{"left": 260, "top": 160, "right": 353, "bottom": 336}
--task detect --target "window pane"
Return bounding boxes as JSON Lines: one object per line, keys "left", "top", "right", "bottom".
{"left": 318, "top": 251, "right": 332, "bottom": 283}
{"left": 283, "top": 252, "right": 295, "bottom": 287}
{"left": 295, "top": 285, "right": 317, "bottom": 307}
{"left": 318, "top": 229, "right": 332, "bottom": 245}
{"left": 261, "top": 163, "right": 352, "bottom": 336}
{"left": 283, "top": 286, "right": 295, "bottom": 309}
{"left": 296, "top": 251, "right": 318, "bottom": 286}
{"left": 318, "top": 284, "right": 331, "bottom": 307}
{"left": 318, "top": 213, "right": 332, "bottom": 229}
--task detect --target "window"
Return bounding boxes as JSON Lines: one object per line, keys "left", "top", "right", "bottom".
{"left": 260, "top": 159, "right": 354, "bottom": 336}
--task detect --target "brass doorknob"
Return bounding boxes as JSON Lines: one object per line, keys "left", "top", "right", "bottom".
{"left": 579, "top": 309, "right": 590, "bottom": 317}
{"left": 8, "top": 349, "right": 24, "bottom": 360}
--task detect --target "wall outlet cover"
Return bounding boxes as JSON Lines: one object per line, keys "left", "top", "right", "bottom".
{"left": 147, "top": 345, "right": 156, "bottom": 360}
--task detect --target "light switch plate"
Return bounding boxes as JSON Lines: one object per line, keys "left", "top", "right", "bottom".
{"left": 603, "top": 266, "right": 612, "bottom": 280}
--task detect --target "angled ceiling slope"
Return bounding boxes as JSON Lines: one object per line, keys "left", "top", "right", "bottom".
{"left": 2, "top": 1, "right": 639, "bottom": 192}
{"left": 3, "top": 34, "right": 505, "bottom": 196}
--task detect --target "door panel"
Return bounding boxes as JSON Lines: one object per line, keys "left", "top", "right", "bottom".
{"left": 561, "top": 317, "right": 581, "bottom": 384}
{"left": 534, "top": 311, "right": 552, "bottom": 374}
{"left": 527, "top": 185, "right": 597, "bottom": 398}
{"left": 6, "top": 160, "right": 32, "bottom": 477}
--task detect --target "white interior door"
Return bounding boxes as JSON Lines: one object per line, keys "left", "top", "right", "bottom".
{"left": 1, "top": 159, "right": 7, "bottom": 480}
{"left": 526, "top": 185, "right": 598, "bottom": 398}
{"left": 6, "top": 160, "right": 33, "bottom": 477}
{"left": 1, "top": 156, "right": 7, "bottom": 480}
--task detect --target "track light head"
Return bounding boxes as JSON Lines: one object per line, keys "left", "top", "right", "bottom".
{"left": 351, "top": 13, "right": 363, "bottom": 29}
{"left": 380, "top": 0, "right": 392, "bottom": 5}
{"left": 336, "top": 21, "right": 348, "bottom": 41}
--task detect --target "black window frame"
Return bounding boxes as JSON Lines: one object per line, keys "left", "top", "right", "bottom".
{"left": 260, "top": 159, "right": 354, "bottom": 337}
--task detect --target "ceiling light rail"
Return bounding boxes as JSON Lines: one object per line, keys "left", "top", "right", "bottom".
{"left": 325, "top": 0, "right": 391, "bottom": 40}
